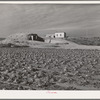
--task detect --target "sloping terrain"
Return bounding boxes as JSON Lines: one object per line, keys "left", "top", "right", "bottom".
{"left": 0, "top": 4, "right": 100, "bottom": 38}
{"left": 2, "top": 34, "right": 100, "bottom": 50}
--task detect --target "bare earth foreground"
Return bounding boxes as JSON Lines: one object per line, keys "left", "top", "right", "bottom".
{"left": 1, "top": 47, "right": 100, "bottom": 90}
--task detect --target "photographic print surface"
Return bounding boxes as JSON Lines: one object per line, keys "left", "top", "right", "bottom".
{"left": 0, "top": 4, "right": 100, "bottom": 90}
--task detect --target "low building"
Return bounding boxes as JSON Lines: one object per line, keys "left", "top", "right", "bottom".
{"left": 46, "top": 34, "right": 55, "bottom": 38}
{"left": 51, "top": 34, "right": 55, "bottom": 38}
{"left": 27, "top": 33, "right": 44, "bottom": 42}
{"left": 55, "top": 32, "right": 66, "bottom": 38}
{"left": 46, "top": 32, "right": 67, "bottom": 39}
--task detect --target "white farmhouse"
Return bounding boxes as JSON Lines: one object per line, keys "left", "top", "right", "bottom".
{"left": 55, "top": 32, "right": 66, "bottom": 38}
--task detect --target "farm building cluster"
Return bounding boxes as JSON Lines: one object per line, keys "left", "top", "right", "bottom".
{"left": 28, "top": 32, "right": 67, "bottom": 41}
{"left": 27, "top": 32, "right": 68, "bottom": 43}
{"left": 1, "top": 32, "right": 68, "bottom": 47}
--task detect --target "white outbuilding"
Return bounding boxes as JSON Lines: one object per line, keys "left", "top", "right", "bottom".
{"left": 55, "top": 32, "right": 66, "bottom": 38}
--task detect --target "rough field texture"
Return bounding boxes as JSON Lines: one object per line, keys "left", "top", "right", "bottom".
{"left": 0, "top": 47, "right": 100, "bottom": 90}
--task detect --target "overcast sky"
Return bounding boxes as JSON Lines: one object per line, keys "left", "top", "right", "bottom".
{"left": 0, "top": 4, "right": 100, "bottom": 38}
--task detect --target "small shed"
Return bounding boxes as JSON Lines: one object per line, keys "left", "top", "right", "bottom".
{"left": 27, "top": 34, "right": 44, "bottom": 42}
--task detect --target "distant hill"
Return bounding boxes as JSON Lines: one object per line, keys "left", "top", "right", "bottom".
{"left": 67, "top": 37, "right": 100, "bottom": 46}
{"left": 0, "top": 4, "right": 100, "bottom": 38}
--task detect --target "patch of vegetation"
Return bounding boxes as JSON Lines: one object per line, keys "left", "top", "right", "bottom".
{"left": 0, "top": 38, "right": 5, "bottom": 41}
{"left": 0, "top": 43, "right": 29, "bottom": 48}
{"left": 67, "top": 37, "right": 100, "bottom": 46}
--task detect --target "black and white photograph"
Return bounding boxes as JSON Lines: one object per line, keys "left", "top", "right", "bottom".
{"left": 1, "top": 2, "right": 100, "bottom": 91}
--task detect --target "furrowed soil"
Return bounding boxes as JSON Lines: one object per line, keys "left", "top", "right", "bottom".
{"left": 0, "top": 47, "right": 100, "bottom": 90}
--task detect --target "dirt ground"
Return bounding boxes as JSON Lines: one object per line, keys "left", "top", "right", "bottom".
{"left": 0, "top": 47, "right": 100, "bottom": 90}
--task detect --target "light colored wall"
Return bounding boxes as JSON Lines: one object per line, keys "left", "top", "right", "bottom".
{"left": 46, "top": 34, "right": 55, "bottom": 38}
{"left": 55, "top": 32, "right": 66, "bottom": 38}
{"left": 46, "top": 34, "right": 51, "bottom": 38}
